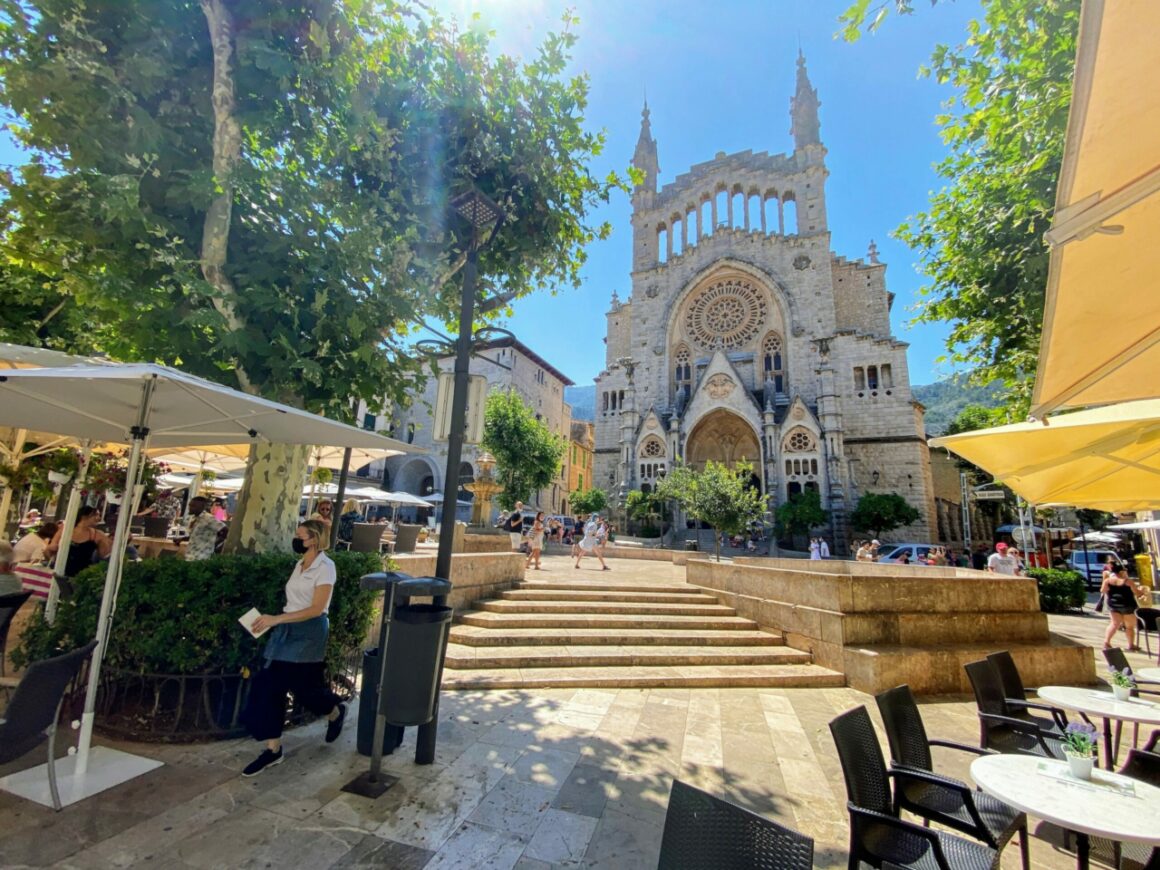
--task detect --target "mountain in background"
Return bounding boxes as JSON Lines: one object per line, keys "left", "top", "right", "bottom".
{"left": 566, "top": 378, "right": 1003, "bottom": 434}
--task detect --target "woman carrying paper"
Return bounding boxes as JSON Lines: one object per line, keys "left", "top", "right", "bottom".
{"left": 239, "top": 519, "right": 346, "bottom": 776}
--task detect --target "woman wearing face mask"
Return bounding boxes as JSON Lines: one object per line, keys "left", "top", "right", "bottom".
{"left": 239, "top": 519, "right": 346, "bottom": 776}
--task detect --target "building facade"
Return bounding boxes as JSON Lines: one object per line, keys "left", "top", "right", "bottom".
{"left": 568, "top": 421, "right": 595, "bottom": 509}
{"left": 593, "top": 54, "right": 936, "bottom": 551}
{"left": 373, "top": 337, "right": 573, "bottom": 522}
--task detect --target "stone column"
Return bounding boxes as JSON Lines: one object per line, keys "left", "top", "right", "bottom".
{"left": 815, "top": 341, "right": 849, "bottom": 554}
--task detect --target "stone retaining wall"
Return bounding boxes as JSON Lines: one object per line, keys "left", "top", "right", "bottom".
{"left": 390, "top": 551, "right": 525, "bottom": 613}
{"left": 687, "top": 558, "right": 1095, "bottom": 694}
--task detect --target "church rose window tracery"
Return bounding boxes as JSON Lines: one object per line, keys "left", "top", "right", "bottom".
{"left": 684, "top": 278, "right": 767, "bottom": 350}
{"left": 641, "top": 437, "right": 665, "bottom": 458}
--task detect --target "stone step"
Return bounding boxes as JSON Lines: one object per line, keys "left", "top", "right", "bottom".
{"left": 500, "top": 588, "right": 717, "bottom": 605}
{"left": 448, "top": 625, "right": 786, "bottom": 647}
{"left": 458, "top": 611, "right": 760, "bottom": 631}
{"left": 443, "top": 643, "right": 812, "bottom": 670}
{"left": 441, "top": 663, "right": 846, "bottom": 691}
{"left": 476, "top": 599, "right": 737, "bottom": 617}
{"left": 515, "top": 581, "right": 697, "bottom": 595}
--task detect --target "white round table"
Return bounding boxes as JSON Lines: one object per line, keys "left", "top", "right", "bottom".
{"left": 971, "top": 754, "right": 1160, "bottom": 870}
{"left": 1138, "top": 666, "right": 1160, "bottom": 682}
{"left": 1037, "top": 685, "right": 1160, "bottom": 769}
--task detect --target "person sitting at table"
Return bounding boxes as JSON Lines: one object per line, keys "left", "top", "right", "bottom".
{"left": 336, "top": 498, "right": 361, "bottom": 545}
{"left": 1101, "top": 564, "right": 1146, "bottom": 652}
{"left": 46, "top": 506, "right": 113, "bottom": 577}
{"left": 211, "top": 498, "right": 229, "bottom": 522}
{"left": 19, "top": 508, "right": 41, "bottom": 528}
{"left": 182, "top": 496, "right": 226, "bottom": 561}
{"left": 13, "top": 521, "right": 58, "bottom": 564}
{"left": 0, "top": 542, "right": 23, "bottom": 595}
{"left": 310, "top": 499, "right": 334, "bottom": 533}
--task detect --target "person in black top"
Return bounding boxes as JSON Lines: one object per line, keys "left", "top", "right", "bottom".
{"left": 501, "top": 501, "right": 524, "bottom": 552}
{"left": 46, "top": 506, "right": 112, "bottom": 577}
{"left": 1101, "top": 564, "right": 1145, "bottom": 651}
{"left": 970, "top": 546, "right": 988, "bottom": 571}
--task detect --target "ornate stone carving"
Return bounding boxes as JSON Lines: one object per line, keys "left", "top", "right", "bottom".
{"left": 705, "top": 373, "right": 736, "bottom": 399}
{"left": 645, "top": 284, "right": 659, "bottom": 298}
{"left": 791, "top": 405, "right": 805, "bottom": 420}
{"left": 684, "top": 278, "right": 767, "bottom": 350}
{"left": 646, "top": 415, "right": 659, "bottom": 430}
{"left": 793, "top": 254, "right": 811, "bottom": 271}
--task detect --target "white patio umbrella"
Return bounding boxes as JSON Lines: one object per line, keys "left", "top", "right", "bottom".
{"left": 0, "top": 363, "right": 420, "bottom": 808}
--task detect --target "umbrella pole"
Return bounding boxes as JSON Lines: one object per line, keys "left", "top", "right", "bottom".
{"left": 330, "top": 447, "right": 351, "bottom": 549}
{"left": 189, "top": 459, "right": 202, "bottom": 500}
{"left": 46, "top": 441, "right": 93, "bottom": 624}
{"left": 77, "top": 380, "right": 156, "bottom": 775}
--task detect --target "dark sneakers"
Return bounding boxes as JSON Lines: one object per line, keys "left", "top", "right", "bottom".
{"left": 242, "top": 747, "right": 283, "bottom": 777}
{"left": 325, "top": 703, "right": 347, "bottom": 743}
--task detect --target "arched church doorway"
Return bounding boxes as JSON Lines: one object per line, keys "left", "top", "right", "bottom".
{"left": 685, "top": 410, "right": 762, "bottom": 478}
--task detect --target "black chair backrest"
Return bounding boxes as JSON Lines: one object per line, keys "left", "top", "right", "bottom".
{"left": 1138, "top": 608, "right": 1160, "bottom": 631}
{"left": 657, "top": 779, "right": 814, "bottom": 870}
{"left": 0, "top": 640, "right": 98, "bottom": 763}
{"left": 1119, "top": 748, "right": 1160, "bottom": 787}
{"left": 965, "top": 659, "right": 1008, "bottom": 717}
{"left": 875, "top": 685, "right": 933, "bottom": 771}
{"left": 0, "top": 591, "right": 34, "bottom": 649}
{"left": 142, "top": 516, "right": 171, "bottom": 538}
{"left": 829, "top": 705, "right": 893, "bottom": 816}
{"left": 986, "top": 650, "right": 1027, "bottom": 701}
{"left": 350, "top": 523, "right": 384, "bottom": 553}
{"left": 1103, "top": 646, "right": 1132, "bottom": 675}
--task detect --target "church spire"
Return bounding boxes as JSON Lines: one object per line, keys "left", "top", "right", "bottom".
{"left": 632, "top": 99, "right": 659, "bottom": 196}
{"left": 790, "top": 49, "right": 822, "bottom": 150}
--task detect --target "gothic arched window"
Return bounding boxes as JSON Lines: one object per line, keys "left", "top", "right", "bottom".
{"left": 763, "top": 332, "right": 785, "bottom": 393}
{"left": 673, "top": 344, "right": 691, "bottom": 394}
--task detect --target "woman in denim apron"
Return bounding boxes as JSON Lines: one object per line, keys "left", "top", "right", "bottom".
{"left": 240, "top": 519, "right": 347, "bottom": 776}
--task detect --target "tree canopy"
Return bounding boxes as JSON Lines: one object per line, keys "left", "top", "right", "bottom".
{"left": 0, "top": 0, "right": 621, "bottom": 549}
{"left": 840, "top": 0, "right": 1081, "bottom": 417}
{"left": 657, "top": 461, "right": 764, "bottom": 562}
{"left": 569, "top": 487, "right": 608, "bottom": 517}
{"left": 480, "top": 389, "right": 564, "bottom": 511}
{"left": 774, "top": 489, "right": 828, "bottom": 541}
{"left": 849, "top": 492, "right": 921, "bottom": 540}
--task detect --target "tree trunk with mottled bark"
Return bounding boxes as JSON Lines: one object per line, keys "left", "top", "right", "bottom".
{"left": 224, "top": 442, "right": 312, "bottom": 554}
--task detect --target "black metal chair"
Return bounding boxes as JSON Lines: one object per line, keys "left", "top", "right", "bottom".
{"left": 828, "top": 705, "right": 998, "bottom": 870}
{"left": 875, "top": 685, "right": 1029, "bottom": 870}
{"left": 1112, "top": 749, "right": 1160, "bottom": 870}
{"left": 350, "top": 523, "right": 386, "bottom": 554}
{"left": 985, "top": 650, "right": 1068, "bottom": 735}
{"left": 1137, "top": 608, "right": 1160, "bottom": 660}
{"left": 657, "top": 779, "right": 814, "bottom": 870}
{"left": 963, "top": 660, "right": 1066, "bottom": 759}
{"left": 0, "top": 590, "right": 34, "bottom": 676}
{"left": 0, "top": 640, "right": 98, "bottom": 810}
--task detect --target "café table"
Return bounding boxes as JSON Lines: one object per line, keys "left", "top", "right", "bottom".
{"left": 971, "top": 753, "right": 1160, "bottom": 870}
{"left": 1037, "top": 685, "right": 1160, "bottom": 769}
{"left": 1138, "top": 666, "right": 1160, "bottom": 683}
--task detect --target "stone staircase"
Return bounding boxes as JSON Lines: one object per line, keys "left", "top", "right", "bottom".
{"left": 441, "top": 580, "right": 845, "bottom": 690}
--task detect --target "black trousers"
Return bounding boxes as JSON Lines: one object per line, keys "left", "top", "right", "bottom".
{"left": 242, "top": 659, "right": 339, "bottom": 741}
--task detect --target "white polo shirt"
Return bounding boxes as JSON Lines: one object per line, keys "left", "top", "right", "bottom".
{"left": 284, "top": 551, "right": 337, "bottom": 614}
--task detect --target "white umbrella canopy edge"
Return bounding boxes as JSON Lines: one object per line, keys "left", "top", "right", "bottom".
{"left": 1031, "top": 0, "right": 1160, "bottom": 417}
{"left": 0, "top": 363, "right": 421, "bottom": 807}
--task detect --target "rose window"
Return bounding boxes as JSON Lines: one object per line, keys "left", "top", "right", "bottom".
{"left": 786, "top": 430, "right": 814, "bottom": 452}
{"left": 684, "top": 279, "right": 767, "bottom": 350}
{"left": 642, "top": 438, "right": 665, "bottom": 457}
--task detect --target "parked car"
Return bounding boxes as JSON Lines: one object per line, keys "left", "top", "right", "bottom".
{"left": 876, "top": 543, "right": 940, "bottom": 565}
{"left": 1067, "top": 549, "right": 1124, "bottom": 588}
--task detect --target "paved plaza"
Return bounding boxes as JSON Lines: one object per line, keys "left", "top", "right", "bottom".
{"left": 1, "top": 555, "right": 1155, "bottom": 869}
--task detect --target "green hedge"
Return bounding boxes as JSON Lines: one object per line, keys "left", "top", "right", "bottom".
{"left": 16, "top": 551, "right": 384, "bottom": 680}
{"left": 1026, "top": 567, "right": 1086, "bottom": 613}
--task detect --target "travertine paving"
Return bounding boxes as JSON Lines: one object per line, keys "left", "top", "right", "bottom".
{"left": 0, "top": 557, "right": 1154, "bottom": 869}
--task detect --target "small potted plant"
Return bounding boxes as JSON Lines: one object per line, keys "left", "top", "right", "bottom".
{"left": 1062, "top": 721, "right": 1099, "bottom": 780}
{"left": 1109, "top": 666, "right": 1136, "bottom": 702}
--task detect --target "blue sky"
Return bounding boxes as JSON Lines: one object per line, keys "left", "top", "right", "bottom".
{"left": 435, "top": 0, "right": 985, "bottom": 387}
{"left": 0, "top": 0, "right": 985, "bottom": 388}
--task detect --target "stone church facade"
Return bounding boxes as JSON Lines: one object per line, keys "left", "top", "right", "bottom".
{"left": 593, "top": 54, "right": 936, "bottom": 551}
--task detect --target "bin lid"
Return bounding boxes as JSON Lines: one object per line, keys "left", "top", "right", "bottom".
{"left": 359, "top": 570, "right": 416, "bottom": 591}
{"left": 395, "top": 576, "right": 452, "bottom": 598}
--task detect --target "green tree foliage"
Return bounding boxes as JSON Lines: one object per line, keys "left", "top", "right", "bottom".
{"left": 838, "top": 0, "right": 932, "bottom": 42}
{"left": 625, "top": 488, "right": 667, "bottom": 536}
{"left": 841, "top": 0, "right": 1081, "bottom": 417}
{"left": 480, "top": 389, "right": 564, "bottom": 510}
{"left": 1076, "top": 509, "right": 1114, "bottom": 531}
{"left": 850, "top": 492, "right": 922, "bottom": 540}
{"left": 0, "top": 0, "right": 621, "bottom": 547}
{"left": 774, "top": 489, "right": 828, "bottom": 541}
{"left": 569, "top": 487, "right": 608, "bottom": 517}
{"left": 1026, "top": 567, "right": 1086, "bottom": 613}
{"left": 657, "top": 461, "right": 764, "bottom": 562}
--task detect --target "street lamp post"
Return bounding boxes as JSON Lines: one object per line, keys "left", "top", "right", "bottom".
{"left": 417, "top": 190, "right": 502, "bottom": 766}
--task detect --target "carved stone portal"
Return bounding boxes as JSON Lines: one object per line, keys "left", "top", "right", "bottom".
{"left": 685, "top": 410, "right": 761, "bottom": 470}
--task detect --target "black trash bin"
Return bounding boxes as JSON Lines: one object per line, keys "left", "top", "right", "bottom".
{"left": 355, "top": 573, "right": 453, "bottom": 758}
{"left": 684, "top": 539, "right": 699, "bottom": 551}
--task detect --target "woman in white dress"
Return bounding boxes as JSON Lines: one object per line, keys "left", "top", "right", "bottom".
{"left": 574, "top": 514, "right": 608, "bottom": 571}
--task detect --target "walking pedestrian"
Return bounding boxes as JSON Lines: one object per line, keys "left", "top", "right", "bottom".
{"left": 809, "top": 537, "right": 821, "bottom": 560}
{"left": 986, "top": 542, "right": 1021, "bottom": 576}
{"left": 526, "top": 511, "right": 545, "bottom": 570}
{"left": 1101, "top": 564, "right": 1145, "bottom": 651}
{"left": 575, "top": 514, "right": 608, "bottom": 570}
{"left": 819, "top": 538, "right": 830, "bottom": 559}
{"left": 239, "top": 519, "right": 346, "bottom": 776}
{"left": 500, "top": 502, "right": 524, "bottom": 552}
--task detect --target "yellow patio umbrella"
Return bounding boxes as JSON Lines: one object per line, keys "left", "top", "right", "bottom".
{"left": 1031, "top": 0, "right": 1160, "bottom": 417}
{"left": 930, "top": 399, "right": 1160, "bottom": 511}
